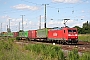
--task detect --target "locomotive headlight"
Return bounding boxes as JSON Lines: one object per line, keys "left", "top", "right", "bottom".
{"left": 68, "top": 34, "right": 71, "bottom": 36}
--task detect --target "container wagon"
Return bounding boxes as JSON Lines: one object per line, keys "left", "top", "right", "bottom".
{"left": 13, "top": 32, "right": 19, "bottom": 37}
{"left": 18, "top": 31, "right": 28, "bottom": 40}
{"left": 37, "top": 28, "right": 52, "bottom": 41}
{"left": 28, "top": 30, "right": 37, "bottom": 41}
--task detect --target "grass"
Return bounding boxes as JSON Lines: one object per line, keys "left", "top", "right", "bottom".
{"left": 0, "top": 37, "right": 90, "bottom": 60}
{"left": 0, "top": 37, "right": 65, "bottom": 60}
{"left": 78, "top": 34, "right": 90, "bottom": 42}
{"left": 68, "top": 49, "right": 79, "bottom": 60}
{"left": 0, "top": 37, "right": 37, "bottom": 60}
{"left": 25, "top": 44, "right": 65, "bottom": 60}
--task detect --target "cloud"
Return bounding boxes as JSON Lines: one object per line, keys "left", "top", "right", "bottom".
{"left": 1, "top": 15, "right": 10, "bottom": 19}
{"left": 12, "top": 4, "right": 40, "bottom": 11}
{"left": 86, "top": 1, "right": 89, "bottom": 3}
{"left": 0, "top": 15, "right": 84, "bottom": 32}
{"left": 47, "top": 19, "right": 84, "bottom": 28}
{"left": 81, "top": 10, "right": 85, "bottom": 13}
{"left": 80, "top": 16, "right": 85, "bottom": 19}
{"left": 52, "top": 0, "right": 81, "bottom": 3}
{"left": 47, "top": 20, "right": 64, "bottom": 28}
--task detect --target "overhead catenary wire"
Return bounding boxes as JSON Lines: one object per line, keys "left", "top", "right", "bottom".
{"left": 1, "top": 0, "right": 88, "bottom": 15}
{"left": 22, "top": 1, "right": 89, "bottom": 20}
{"left": 1, "top": 0, "right": 89, "bottom": 22}
{"left": 1, "top": 0, "right": 80, "bottom": 16}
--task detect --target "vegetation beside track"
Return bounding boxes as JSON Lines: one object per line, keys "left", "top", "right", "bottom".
{"left": 78, "top": 34, "right": 90, "bottom": 42}
{"left": 0, "top": 37, "right": 90, "bottom": 60}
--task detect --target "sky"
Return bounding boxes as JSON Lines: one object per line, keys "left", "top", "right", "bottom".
{"left": 0, "top": 0, "right": 90, "bottom": 32}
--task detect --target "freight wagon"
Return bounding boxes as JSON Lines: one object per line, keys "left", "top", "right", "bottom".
{"left": 0, "top": 32, "right": 13, "bottom": 37}
{"left": 13, "top": 32, "right": 19, "bottom": 37}
{"left": 28, "top": 30, "right": 37, "bottom": 41}
{"left": 36, "top": 28, "right": 52, "bottom": 41}
{"left": 16, "top": 31, "right": 29, "bottom": 40}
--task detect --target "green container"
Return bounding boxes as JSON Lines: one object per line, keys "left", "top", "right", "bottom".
{"left": 8, "top": 32, "right": 13, "bottom": 37}
{"left": 19, "top": 32, "right": 24, "bottom": 37}
{"left": 24, "top": 31, "right": 28, "bottom": 37}
{"left": 3, "top": 33, "right": 7, "bottom": 36}
{"left": 19, "top": 31, "right": 28, "bottom": 37}
{"left": 37, "top": 28, "right": 49, "bottom": 38}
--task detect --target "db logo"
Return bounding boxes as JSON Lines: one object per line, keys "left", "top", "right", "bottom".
{"left": 53, "top": 33, "right": 57, "bottom": 36}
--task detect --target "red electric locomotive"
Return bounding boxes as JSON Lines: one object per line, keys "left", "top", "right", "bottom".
{"left": 48, "top": 27, "right": 78, "bottom": 44}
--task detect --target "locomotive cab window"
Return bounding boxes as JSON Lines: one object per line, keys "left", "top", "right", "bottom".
{"left": 68, "top": 30, "right": 72, "bottom": 32}
{"left": 73, "top": 30, "right": 76, "bottom": 32}
{"left": 64, "top": 30, "right": 65, "bottom": 33}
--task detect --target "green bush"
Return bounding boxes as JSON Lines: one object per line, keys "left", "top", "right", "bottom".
{"left": 25, "top": 44, "right": 65, "bottom": 60}
{"left": 80, "top": 52, "right": 90, "bottom": 60}
{"left": 1, "top": 37, "right": 90, "bottom": 60}
{"left": 68, "top": 49, "right": 79, "bottom": 60}
{"left": 58, "top": 49, "right": 65, "bottom": 60}
{"left": 16, "top": 37, "right": 20, "bottom": 40}
{"left": 0, "top": 39, "right": 32, "bottom": 60}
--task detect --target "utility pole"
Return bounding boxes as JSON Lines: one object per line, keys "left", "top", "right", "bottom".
{"left": 19, "top": 22, "right": 20, "bottom": 32}
{"left": 7, "top": 25, "right": 8, "bottom": 32}
{"left": 9, "top": 19, "right": 11, "bottom": 30}
{"left": 42, "top": 4, "right": 49, "bottom": 28}
{"left": 8, "top": 19, "right": 11, "bottom": 32}
{"left": 9, "top": 19, "right": 10, "bottom": 29}
{"left": 39, "top": 15, "right": 41, "bottom": 29}
{"left": 21, "top": 15, "right": 25, "bottom": 31}
{"left": 21, "top": 15, "right": 25, "bottom": 37}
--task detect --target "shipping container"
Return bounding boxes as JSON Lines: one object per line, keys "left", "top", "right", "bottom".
{"left": 18, "top": 31, "right": 28, "bottom": 40}
{"left": 37, "top": 28, "right": 52, "bottom": 38}
{"left": 37, "top": 28, "right": 47, "bottom": 38}
{"left": 13, "top": 32, "right": 19, "bottom": 37}
{"left": 2, "top": 32, "right": 8, "bottom": 37}
{"left": 28, "top": 30, "right": 37, "bottom": 39}
{"left": 19, "top": 31, "right": 28, "bottom": 37}
{"left": 19, "top": 32, "right": 24, "bottom": 37}
{"left": 1, "top": 32, "right": 13, "bottom": 37}
{"left": 8, "top": 32, "right": 13, "bottom": 37}
{"left": 24, "top": 31, "right": 28, "bottom": 37}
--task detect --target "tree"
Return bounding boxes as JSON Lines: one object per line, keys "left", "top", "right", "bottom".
{"left": 83, "top": 21, "right": 90, "bottom": 34}
{"left": 73, "top": 26, "right": 82, "bottom": 34}
{"left": 73, "top": 21, "right": 90, "bottom": 34}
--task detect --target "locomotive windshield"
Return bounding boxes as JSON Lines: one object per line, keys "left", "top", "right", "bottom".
{"left": 73, "top": 30, "right": 76, "bottom": 32}
{"left": 68, "top": 30, "right": 72, "bottom": 32}
{"left": 68, "top": 30, "right": 76, "bottom": 32}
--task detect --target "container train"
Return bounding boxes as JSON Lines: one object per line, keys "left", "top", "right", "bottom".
{"left": 0, "top": 27, "right": 78, "bottom": 44}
